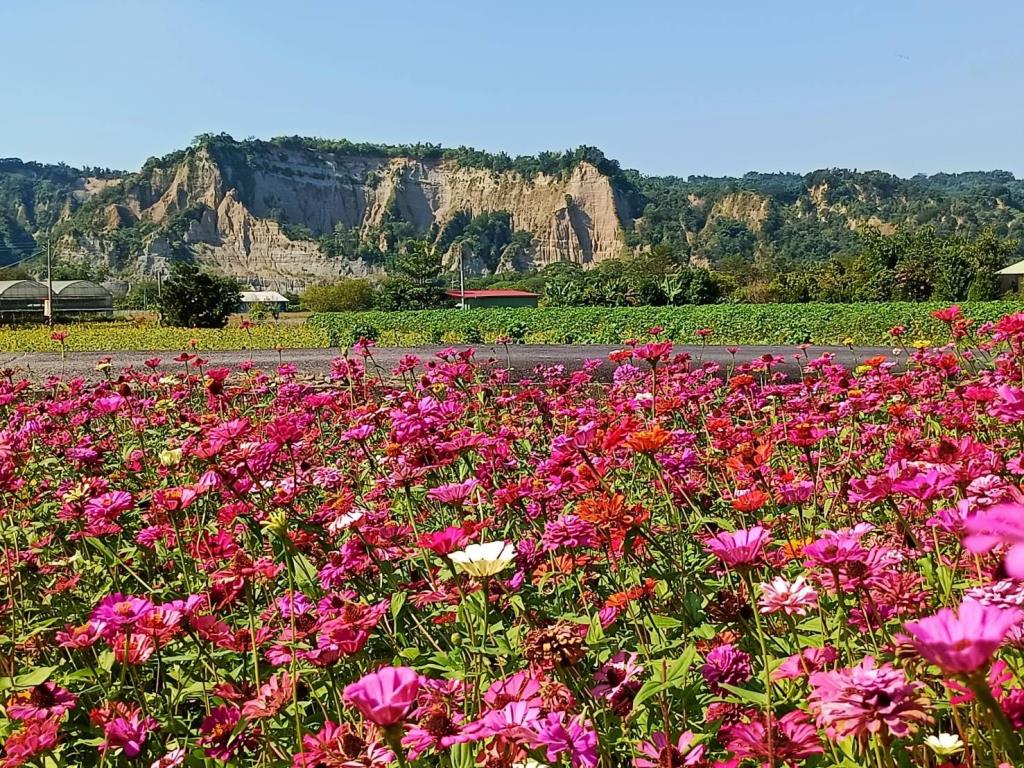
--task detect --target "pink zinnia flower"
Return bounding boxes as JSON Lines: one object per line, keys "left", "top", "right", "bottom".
{"left": 91, "top": 702, "right": 158, "bottom": 759}
{"left": 989, "top": 386, "right": 1024, "bottom": 423}
{"left": 726, "top": 710, "right": 823, "bottom": 765}
{"left": 343, "top": 666, "right": 421, "bottom": 726}
{"left": 483, "top": 671, "right": 544, "bottom": 708}
{"left": 634, "top": 731, "right": 705, "bottom": 768}
{"left": 426, "top": 478, "right": 478, "bottom": 506}
{"left": 773, "top": 646, "right": 839, "bottom": 681}
{"left": 535, "top": 712, "right": 599, "bottom": 768}
{"left": 963, "top": 503, "right": 1024, "bottom": 577}
{"left": 460, "top": 700, "right": 542, "bottom": 743}
{"left": 705, "top": 526, "right": 771, "bottom": 568}
{"left": 701, "top": 643, "right": 752, "bottom": 693}
{"left": 150, "top": 748, "right": 186, "bottom": 768}
{"left": 5, "top": 683, "right": 77, "bottom": 721}
{"left": 0, "top": 717, "right": 61, "bottom": 767}
{"left": 904, "top": 600, "right": 1022, "bottom": 674}
{"left": 809, "top": 657, "right": 931, "bottom": 740}
{"left": 91, "top": 593, "right": 154, "bottom": 631}
{"left": 542, "top": 514, "right": 598, "bottom": 552}
{"left": 198, "top": 706, "right": 249, "bottom": 761}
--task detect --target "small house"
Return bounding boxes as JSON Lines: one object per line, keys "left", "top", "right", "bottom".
{"left": 445, "top": 289, "right": 539, "bottom": 309}
{"left": 239, "top": 290, "right": 289, "bottom": 315}
{"left": 996, "top": 259, "right": 1024, "bottom": 294}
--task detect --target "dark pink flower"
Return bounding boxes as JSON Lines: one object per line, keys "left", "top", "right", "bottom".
{"left": 91, "top": 702, "right": 158, "bottom": 759}
{"left": 5, "top": 683, "right": 77, "bottom": 721}
{"left": 701, "top": 644, "right": 752, "bottom": 693}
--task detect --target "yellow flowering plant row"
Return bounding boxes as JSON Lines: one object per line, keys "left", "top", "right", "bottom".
{"left": 0, "top": 323, "right": 331, "bottom": 353}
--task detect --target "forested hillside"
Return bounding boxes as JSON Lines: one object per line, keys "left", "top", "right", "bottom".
{"left": 1, "top": 137, "right": 1022, "bottom": 297}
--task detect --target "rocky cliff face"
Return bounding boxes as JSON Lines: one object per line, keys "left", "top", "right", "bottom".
{"left": 64, "top": 142, "right": 636, "bottom": 290}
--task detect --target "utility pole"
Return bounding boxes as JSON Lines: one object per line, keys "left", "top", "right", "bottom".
{"left": 45, "top": 237, "right": 53, "bottom": 325}
{"left": 459, "top": 246, "right": 466, "bottom": 310}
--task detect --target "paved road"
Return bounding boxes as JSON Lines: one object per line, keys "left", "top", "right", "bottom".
{"left": 0, "top": 344, "right": 899, "bottom": 381}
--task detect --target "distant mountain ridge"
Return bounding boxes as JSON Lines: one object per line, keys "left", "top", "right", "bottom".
{"left": 2, "top": 135, "right": 1022, "bottom": 290}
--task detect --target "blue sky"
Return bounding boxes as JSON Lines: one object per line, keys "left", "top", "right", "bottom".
{"left": 4, "top": 1, "right": 1023, "bottom": 177}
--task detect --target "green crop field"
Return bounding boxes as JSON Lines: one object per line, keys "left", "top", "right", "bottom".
{"left": 308, "top": 301, "right": 1023, "bottom": 347}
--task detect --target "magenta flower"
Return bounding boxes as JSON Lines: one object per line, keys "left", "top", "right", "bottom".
{"left": 904, "top": 600, "right": 1023, "bottom": 674}
{"left": 535, "top": 712, "right": 599, "bottom": 768}
{"left": 705, "top": 526, "right": 771, "bottom": 568}
{"left": 592, "top": 652, "right": 644, "bottom": 716}
{"left": 963, "top": 503, "right": 1024, "bottom": 577}
{"left": 91, "top": 594, "right": 154, "bottom": 633}
{"left": 426, "top": 478, "right": 478, "bottom": 506}
{"left": 773, "top": 646, "right": 839, "bottom": 681}
{"left": 91, "top": 703, "right": 158, "bottom": 758}
{"left": 343, "top": 666, "right": 421, "bottom": 727}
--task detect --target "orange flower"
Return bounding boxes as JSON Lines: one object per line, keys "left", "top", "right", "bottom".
{"left": 577, "top": 494, "right": 647, "bottom": 530}
{"left": 626, "top": 425, "right": 671, "bottom": 453}
{"left": 606, "top": 578, "right": 657, "bottom": 608}
{"left": 779, "top": 537, "right": 814, "bottom": 561}
{"left": 729, "top": 374, "right": 755, "bottom": 390}
{"left": 731, "top": 489, "right": 769, "bottom": 512}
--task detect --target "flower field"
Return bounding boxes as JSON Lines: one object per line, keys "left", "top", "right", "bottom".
{"left": 0, "top": 323, "right": 330, "bottom": 353}
{"left": 4, "top": 307, "right": 1024, "bottom": 767}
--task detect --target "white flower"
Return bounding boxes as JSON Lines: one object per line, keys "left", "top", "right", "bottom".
{"left": 513, "top": 761, "right": 549, "bottom": 768}
{"left": 924, "top": 733, "right": 964, "bottom": 756}
{"left": 326, "top": 510, "right": 365, "bottom": 535}
{"left": 448, "top": 540, "right": 516, "bottom": 578}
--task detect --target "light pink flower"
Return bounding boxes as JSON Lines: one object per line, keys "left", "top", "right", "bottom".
{"left": 759, "top": 575, "right": 818, "bottom": 616}
{"left": 809, "top": 657, "right": 930, "bottom": 740}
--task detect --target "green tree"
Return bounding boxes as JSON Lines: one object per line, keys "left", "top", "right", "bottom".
{"left": 158, "top": 262, "right": 241, "bottom": 328}
{"left": 117, "top": 280, "right": 160, "bottom": 310}
{"left": 375, "top": 241, "right": 447, "bottom": 310}
{"left": 967, "top": 228, "right": 1018, "bottom": 300}
{"left": 300, "top": 280, "right": 375, "bottom": 312}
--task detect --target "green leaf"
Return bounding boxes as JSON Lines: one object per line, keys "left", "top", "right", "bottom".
{"left": 448, "top": 742, "right": 477, "bottom": 768}
{"left": 633, "top": 645, "right": 695, "bottom": 708}
{"left": 13, "top": 666, "right": 57, "bottom": 688}
{"left": 391, "top": 592, "right": 407, "bottom": 622}
{"left": 717, "top": 683, "right": 768, "bottom": 706}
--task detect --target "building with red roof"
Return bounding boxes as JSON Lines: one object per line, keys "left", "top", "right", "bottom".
{"left": 445, "top": 289, "right": 540, "bottom": 308}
